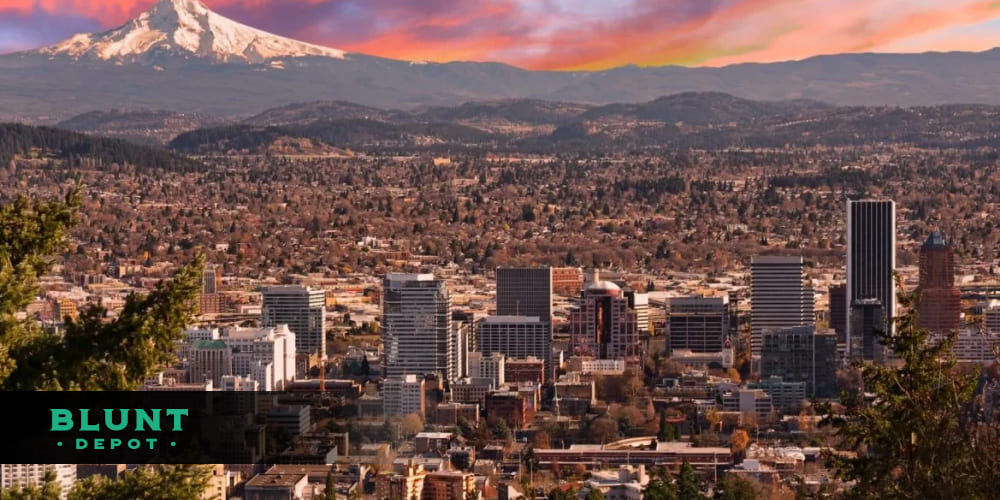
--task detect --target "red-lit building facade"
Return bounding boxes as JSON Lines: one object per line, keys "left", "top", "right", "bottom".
{"left": 917, "top": 233, "right": 961, "bottom": 334}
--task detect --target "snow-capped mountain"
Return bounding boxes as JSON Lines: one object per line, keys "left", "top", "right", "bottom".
{"left": 36, "top": 0, "right": 347, "bottom": 64}
{"left": 4, "top": 0, "right": 1000, "bottom": 123}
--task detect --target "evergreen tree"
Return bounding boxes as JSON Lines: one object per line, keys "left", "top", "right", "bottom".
{"left": 0, "top": 187, "right": 204, "bottom": 390}
{"left": 659, "top": 412, "right": 677, "bottom": 441}
{"left": 677, "top": 460, "right": 705, "bottom": 500}
{"left": 643, "top": 467, "right": 678, "bottom": 500}
{"left": 819, "top": 277, "right": 981, "bottom": 499}
{"left": 712, "top": 477, "right": 758, "bottom": 500}
{"left": 68, "top": 465, "right": 212, "bottom": 500}
{"left": 324, "top": 473, "right": 336, "bottom": 500}
{"left": 0, "top": 469, "right": 61, "bottom": 500}
{"left": 0, "top": 191, "right": 211, "bottom": 497}
{"left": 547, "top": 487, "right": 576, "bottom": 500}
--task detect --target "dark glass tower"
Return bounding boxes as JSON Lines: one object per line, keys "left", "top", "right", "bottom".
{"left": 846, "top": 199, "right": 896, "bottom": 357}
{"left": 496, "top": 267, "right": 553, "bottom": 377}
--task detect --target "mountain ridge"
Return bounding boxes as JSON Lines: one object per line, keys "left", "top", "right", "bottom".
{"left": 3, "top": 0, "right": 1000, "bottom": 121}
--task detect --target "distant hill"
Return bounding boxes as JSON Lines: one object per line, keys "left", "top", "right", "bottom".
{"left": 581, "top": 92, "right": 831, "bottom": 125}
{"left": 415, "top": 99, "right": 593, "bottom": 125}
{"left": 57, "top": 109, "right": 224, "bottom": 146}
{"left": 0, "top": 123, "right": 204, "bottom": 171}
{"left": 242, "top": 101, "right": 401, "bottom": 127}
{"left": 20, "top": 92, "right": 1000, "bottom": 155}
{"left": 169, "top": 119, "right": 496, "bottom": 153}
{"left": 164, "top": 93, "right": 1000, "bottom": 154}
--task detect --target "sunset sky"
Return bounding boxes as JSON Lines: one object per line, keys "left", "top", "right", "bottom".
{"left": 1, "top": 0, "right": 999, "bottom": 70}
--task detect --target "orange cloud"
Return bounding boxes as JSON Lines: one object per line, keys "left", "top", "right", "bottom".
{"left": 2, "top": 0, "right": 1000, "bottom": 70}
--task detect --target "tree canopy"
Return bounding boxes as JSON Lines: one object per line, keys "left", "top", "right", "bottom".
{"left": 820, "top": 277, "right": 996, "bottom": 499}
{"left": 0, "top": 189, "right": 211, "bottom": 498}
{"left": 0, "top": 186, "right": 203, "bottom": 390}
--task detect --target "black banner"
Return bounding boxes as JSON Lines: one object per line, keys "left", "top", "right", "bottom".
{"left": 1, "top": 392, "right": 270, "bottom": 464}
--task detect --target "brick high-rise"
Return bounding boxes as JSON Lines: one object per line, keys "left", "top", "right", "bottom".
{"left": 917, "top": 233, "right": 961, "bottom": 334}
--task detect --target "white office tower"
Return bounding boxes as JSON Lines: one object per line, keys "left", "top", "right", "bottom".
{"left": 262, "top": 286, "right": 326, "bottom": 357}
{"left": 1, "top": 464, "right": 76, "bottom": 500}
{"left": 750, "top": 256, "right": 815, "bottom": 357}
{"left": 382, "top": 274, "right": 455, "bottom": 381}
{"left": 222, "top": 325, "right": 297, "bottom": 390}
{"left": 468, "top": 351, "right": 506, "bottom": 388}
{"left": 846, "top": 199, "right": 896, "bottom": 356}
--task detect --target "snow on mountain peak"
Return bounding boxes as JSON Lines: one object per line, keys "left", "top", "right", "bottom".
{"left": 38, "top": 0, "right": 346, "bottom": 64}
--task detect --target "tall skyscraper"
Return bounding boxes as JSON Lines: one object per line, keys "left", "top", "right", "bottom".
{"left": 496, "top": 267, "right": 553, "bottom": 376}
{"left": 846, "top": 199, "right": 896, "bottom": 355}
{"left": 262, "top": 286, "right": 326, "bottom": 357}
{"left": 917, "top": 232, "right": 961, "bottom": 334}
{"left": 750, "top": 256, "right": 815, "bottom": 356}
{"left": 666, "top": 295, "right": 730, "bottom": 353}
{"left": 569, "top": 281, "right": 640, "bottom": 363}
{"left": 496, "top": 267, "right": 553, "bottom": 321}
{"left": 382, "top": 274, "right": 455, "bottom": 381}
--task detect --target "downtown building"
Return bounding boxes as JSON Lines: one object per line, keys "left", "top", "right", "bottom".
{"left": 666, "top": 295, "right": 730, "bottom": 353}
{"left": 759, "top": 325, "right": 838, "bottom": 398}
{"left": 828, "top": 283, "right": 848, "bottom": 345}
{"left": 846, "top": 199, "right": 896, "bottom": 358}
{"left": 382, "top": 374, "right": 427, "bottom": 418}
{"left": 0, "top": 465, "right": 77, "bottom": 500}
{"left": 494, "top": 267, "right": 554, "bottom": 377}
{"left": 182, "top": 325, "right": 296, "bottom": 390}
{"left": 750, "top": 256, "right": 815, "bottom": 357}
{"left": 476, "top": 316, "right": 551, "bottom": 378}
{"left": 223, "top": 325, "right": 297, "bottom": 391}
{"left": 467, "top": 351, "right": 506, "bottom": 388}
{"left": 917, "top": 232, "right": 961, "bottom": 334}
{"left": 568, "top": 281, "right": 641, "bottom": 365}
{"left": 382, "top": 274, "right": 455, "bottom": 381}
{"left": 262, "top": 286, "right": 326, "bottom": 358}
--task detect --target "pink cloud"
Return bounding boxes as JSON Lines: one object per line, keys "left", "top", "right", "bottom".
{"left": 1, "top": 0, "right": 999, "bottom": 69}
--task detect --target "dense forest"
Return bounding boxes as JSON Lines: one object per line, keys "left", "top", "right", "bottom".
{"left": 0, "top": 124, "right": 204, "bottom": 172}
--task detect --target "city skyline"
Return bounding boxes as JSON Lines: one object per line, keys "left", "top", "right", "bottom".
{"left": 2, "top": 0, "right": 999, "bottom": 493}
